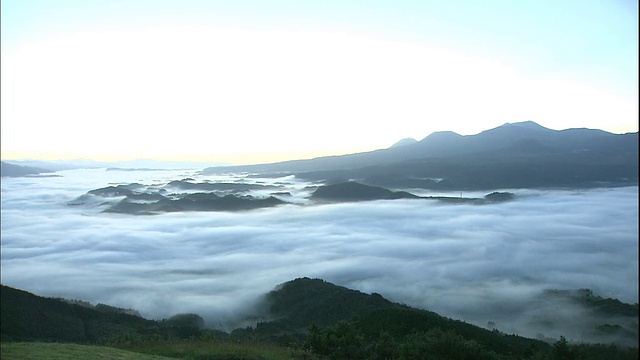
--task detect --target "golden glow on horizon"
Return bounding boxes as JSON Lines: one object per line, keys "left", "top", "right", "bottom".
{"left": 1, "top": 27, "right": 637, "bottom": 162}
{"left": 0, "top": 146, "right": 382, "bottom": 165}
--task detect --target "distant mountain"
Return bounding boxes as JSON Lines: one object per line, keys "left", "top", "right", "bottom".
{"left": 3, "top": 159, "right": 231, "bottom": 171}
{"left": 390, "top": 137, "right": 418, "bottom": 148}
{"left": 201, "top": 121, "right": 638, "bottom": 190}
{"left": 1, "top": 161, "right": 53, "bottom": 177}
{"left": 3, "top": 159, "right": 104, "bottom": 171}
{"left": 104, "top": 159, "right": 232, "bottom": 170}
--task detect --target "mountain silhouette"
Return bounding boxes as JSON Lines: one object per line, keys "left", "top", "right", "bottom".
{"left": 1, "top": 161, "right": 53, "bottom": 177}
{"left": 202, "top": 121, "right": 638, "bottom": 190}
{"left": 390, "top": 137, "right": 419, "bottom": 148}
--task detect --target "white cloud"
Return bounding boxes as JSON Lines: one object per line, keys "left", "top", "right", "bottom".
{"left": 1, "top": 169, "right": 638, "bottom": 342}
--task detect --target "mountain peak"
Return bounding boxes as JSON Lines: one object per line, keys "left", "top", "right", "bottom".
{"left": 478, "top": 121, "right": 554, "bottom": 138}
{"left": 497, "top": 121, "right": 550, "bottom": 131}
{"left": 391, "top": 138, "right": 418, "bottom": 148}
{"left": 420, "top": 130, "right": 463, "bottom": 142}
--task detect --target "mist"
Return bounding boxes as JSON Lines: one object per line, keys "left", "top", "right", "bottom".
{"left": 1, "top": 169, "right": 637, "bottom": 343}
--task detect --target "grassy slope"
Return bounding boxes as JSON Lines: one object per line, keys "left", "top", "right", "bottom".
{"left": 117, "top": 340, "right": 308, "bottom": 360}
{"left": 0, "top": 342, "right": 175, "bottom": 360}
{"left": 1, "top": 341, "right": 308, "bottom": 360}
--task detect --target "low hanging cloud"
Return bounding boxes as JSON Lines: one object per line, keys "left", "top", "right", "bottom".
{"left": 1, "top": 169, "right": 638, "bottom": 343}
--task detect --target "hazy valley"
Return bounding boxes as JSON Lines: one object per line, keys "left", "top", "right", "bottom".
{"left": 1, "top": 122, "right": 638, "bottom": 358}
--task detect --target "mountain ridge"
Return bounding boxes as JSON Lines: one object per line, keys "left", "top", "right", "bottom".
{"left": 201, "top": 121, "right": 638, "bottom": 190}
{"left": 1, "top": 161, "right": 54, "bottom": 177}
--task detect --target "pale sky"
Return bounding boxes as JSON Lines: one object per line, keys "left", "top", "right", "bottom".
{"left": 1, "top": 0, "right": 638, "bottom": 164}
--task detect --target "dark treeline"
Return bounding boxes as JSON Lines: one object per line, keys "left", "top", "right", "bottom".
{"left": 1, "top": 279, "right": 637, "bottom": 360}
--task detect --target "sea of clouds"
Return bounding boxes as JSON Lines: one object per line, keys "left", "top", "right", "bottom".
{"left": 1, "top": 168, "right": 637, "bottom": 343}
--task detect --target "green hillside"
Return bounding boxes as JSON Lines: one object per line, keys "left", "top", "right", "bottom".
{"left": 1, "top": 285, "right": 159, "bottom": 343}
{"left": 1, "top": 279, "right": 638, "bottom": 360}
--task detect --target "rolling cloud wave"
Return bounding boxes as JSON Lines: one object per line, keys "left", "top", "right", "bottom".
{"left": 1, "top": 169, "right": 637, "bottom": 341}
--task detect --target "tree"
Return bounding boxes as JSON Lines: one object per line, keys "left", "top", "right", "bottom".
{"left": 552, "top": 336, "right": 575, "bottom": 360}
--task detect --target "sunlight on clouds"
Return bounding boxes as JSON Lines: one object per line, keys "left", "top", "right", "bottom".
{"left": 1, "top": 26, "right": 637, "bottom": 162}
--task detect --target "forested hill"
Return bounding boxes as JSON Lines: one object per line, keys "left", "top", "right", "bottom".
{"left": 243, "top": 278, "right": 555, "bottom": 358}
{"left": 2, "top": 280, "right": 638, "bottom": 360}
{"left": 0, "top": 285, "right": 157, "bottom": 342}
{"left": 265, "top": 277, "right": 403, "bottom": 327}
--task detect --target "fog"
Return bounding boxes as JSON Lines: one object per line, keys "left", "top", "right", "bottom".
{"left": 1, "top": 169, "right": 637, "bottom": 343}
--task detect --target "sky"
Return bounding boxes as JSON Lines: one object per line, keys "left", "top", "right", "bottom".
{"left": 1, "top": 169, "right": 638, "bottom": 344}
{"left": 1, "top": 0, "right": 638, "bottom": 164}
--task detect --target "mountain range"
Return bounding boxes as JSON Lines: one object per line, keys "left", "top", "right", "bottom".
{"left": 202, "top": 121, "right": 638, "bottom": 190}
{"left": 3, "top": 121, "right": 637, "bottom": 189}
{"left": 0, "top": 159, "right": 231, "bottom": 175}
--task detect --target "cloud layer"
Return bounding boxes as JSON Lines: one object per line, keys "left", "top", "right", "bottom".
{"left": 1, "top": 169, "right": 638, "bottom": 342}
